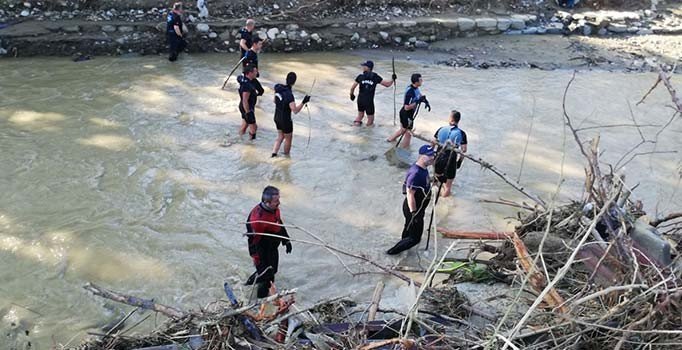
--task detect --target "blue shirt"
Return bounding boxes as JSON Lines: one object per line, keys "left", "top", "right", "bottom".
{"left": 166, "top": 12, "right": 182, "bottom": 34}
{"left": 404, "top": 163, "right": 430, "bottom": 194}
{"left": 435, "top": 125, "right": 463, "bottom": 147}
{"left": 403, "top": 85, "right": 422, "bottom": 106}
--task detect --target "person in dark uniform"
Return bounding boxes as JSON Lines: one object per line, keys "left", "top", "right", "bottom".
{"left": 271, "top": 72, "right": 311, "bottom": 157}
{"left": 349, "top": 60, "right": 396, "bottom": 127}
{"left": 245, "top": 186, "right": 292, "bottom": 298}
{"left": 239, "top": 18, "right": 256, "bottom": 58}
{"left": 387, "top": 73, "right": 430, "bottom": 148}
{"left": 242, "top": 38, "right": 265, "bottom": 96}
{"left": 433, "top": 110, "right": 464, "bottom": 198}
{"left": 238, "top": 65, "right": 261, "bottom": 140}
{"left": 387, "top": 145, "right": 435, "bottom": 255}
{"left": 166, "top": 2, "right": 186, "bottom": 62}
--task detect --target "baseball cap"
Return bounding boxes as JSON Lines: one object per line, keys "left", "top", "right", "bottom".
{"left": 361, "top": 60, "right": 374, "bottom": 69}
{"left": 419, "top": 145, "right": 435, "bottom": 156}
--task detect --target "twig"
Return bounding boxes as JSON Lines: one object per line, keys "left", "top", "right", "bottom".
{"left": 517, "top": 96, "right": 536, "bottom": 182}
{"left": 571, "top": 284, "right": 648, "bottom": 307}
{"left": 575, "top": 123, "right": 662, "bottom": 131}
{"left": 367, "top": 281, "right": 385, "bottom": 322}
{"left": 242, "top": 226, "right": 418, "bottom": 286}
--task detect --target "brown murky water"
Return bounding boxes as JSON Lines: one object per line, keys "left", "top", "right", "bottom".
{"left": 1, "top": 52, "right": 680, "bottom": 348}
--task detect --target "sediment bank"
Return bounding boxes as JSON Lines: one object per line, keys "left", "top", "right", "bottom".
{"left": 1, "top": 4, "right": 681, "bottom": 59}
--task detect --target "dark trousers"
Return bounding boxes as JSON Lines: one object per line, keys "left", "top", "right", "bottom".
{"left": 168, "top": 33, "right": 186, "bottom": 61}
{"left": 245, "top": 242, "right": 279, "bottom": 298}
{"left": 387, "top": 192, "right": 431, "bottom": 255}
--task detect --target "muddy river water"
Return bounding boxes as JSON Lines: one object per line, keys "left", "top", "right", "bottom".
{"left": 1, "top": 52, "right": 680, "bottom": 348}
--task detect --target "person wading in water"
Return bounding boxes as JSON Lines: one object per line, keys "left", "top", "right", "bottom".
{"left": 245, "top": 186, "right": 292, "bottom": 298}
{"left": 271, "top": 72, "right": 311, "bottom": 157}
{"left": 387, "top": 73, "right": 430, "bottom": 148}
{"left": 387, "top": 145, "right": 435, "bottom": 255}
{"left": 237, "top": 65, "right": 262, "bottom": 140}
{"left": 166, "top": 2, "right": 187, "bottom": 62}
{"left": 242, "top": 37, "right": 265, "bottom": 96}
{"left": 433, "top": 110, "right": 464, "bottom": 198}
{"left": 349, "top": 60, "right": 396, "bottom": 127}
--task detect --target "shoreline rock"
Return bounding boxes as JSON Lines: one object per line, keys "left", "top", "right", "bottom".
{"left": 1, "top": 5, "right": 680, "bottom": 58}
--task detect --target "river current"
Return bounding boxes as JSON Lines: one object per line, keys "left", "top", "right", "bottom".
{"left": 0, "top": 52, "right": 680, "bottom": 348}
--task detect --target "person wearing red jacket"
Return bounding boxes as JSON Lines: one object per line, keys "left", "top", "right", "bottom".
{"left": 245, "top": 186, "right": 292, "bottom": 298}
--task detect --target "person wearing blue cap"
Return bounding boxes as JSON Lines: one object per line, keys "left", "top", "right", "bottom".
{"left": 387, "top": 144, "right": 435, "bottom": 255}
{"left": 349, "top": 60, "right": 396, "bottom": 126}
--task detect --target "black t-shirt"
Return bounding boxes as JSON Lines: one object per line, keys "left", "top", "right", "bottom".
{"left": 243, "top": 50, "right": 258, "bottom": 68}
{"left": 239, "top": 28, "right": 253, "bottom": 56}
{"left": 166, "top": 12, "right": 182, "bottom": 34}
{"left": 238, "top": 75, "right": 258, "bottom": 111}
{"left": 274, "top": 84, "right": 295, "bottom": 121}
{"left": 355, "top": 72, "right": 383, "bottom": 102}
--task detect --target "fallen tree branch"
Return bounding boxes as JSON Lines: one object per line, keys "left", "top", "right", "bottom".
{"left": 413, "top": 133, "right": 547, "bottom": 209}
{"left": 650, "top": 212, "right": 682, "bottom": 227}
{"left": 437, "top": 228, "right": 512, "bottom": 240}
{"left": 510, "top": 232, "right": 568, "bottom": 314}
{"left": 83, "top": 283, "right": 185, "bottom": 320}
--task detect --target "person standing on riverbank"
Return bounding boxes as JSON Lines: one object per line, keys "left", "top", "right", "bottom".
{"left": 387, "top": 145, "right": 435, "bottom": 255}
{"left": 387, "top": 73, "right": 430, "bottom": 148}
{"left": 245, "top": 186, "right": 292, "bottom": 298}
{"left": 239, "top": 19, "right": 256, "bottom": 58}
{"left": 433, "top": 110, "right": 464, "bottom": 198}
{"left": 271, "top": 72, "right": 311, "bottom": 157}
{"left": 349, "top": 60, "right": 396, "bottom": 126}
{"left": 238, "top": 65, "right": 260, "bottom": 140}
{"left": 167, "top": 2, "right": 187, "bottom": 62}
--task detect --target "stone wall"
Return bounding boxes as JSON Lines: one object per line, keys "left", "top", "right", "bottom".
{"left": 1, "top": 9, "right": 680, "bottom": 57}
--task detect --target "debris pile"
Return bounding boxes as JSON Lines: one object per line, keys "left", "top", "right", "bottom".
{"left": 72, "top": 67, "right": 681, "bottom": 349}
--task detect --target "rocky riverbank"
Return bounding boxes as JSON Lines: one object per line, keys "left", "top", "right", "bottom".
{"left": 0, "top": 1, "right": 680, "bottom": 72}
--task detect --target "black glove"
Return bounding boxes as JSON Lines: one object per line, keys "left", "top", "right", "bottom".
{"left": 418, "top": 95, "right": 427, "bottom": 103}
{"left": 302, "top": 95, "right": 311, "bottom": 105}
{"left": 284, "top": 241, "right": 292, "bottom": 254}
{"left": 350, "top": 93, "right": 355, "bottom": 101}
{"left": 392, "top": 73, "right": 397, "bottom": 81}
{"left": 425, "top": 101, "right": 431, "bottom": 112}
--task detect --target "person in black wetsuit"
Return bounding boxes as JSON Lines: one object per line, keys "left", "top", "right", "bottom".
{"left": 238, "top": 65, "right": 261, "bottom": 140}
{"left": 242, "top": 38, "right": 265, "bottom": 96}
{"left": 166, "top": 2, "right": 186, "bottom": 62}
{"left": 387, "top": 145, "right": 435, "bottom": 255}
{"left": 271, "top": 72, "right": 311, "bottom": 157}
{"left": 349, "top": 60, "right": 396, "bottom": 127}
{"left": 239, "top": 18, "right": 256, "bottom": 58}
{"left": 387, "top": 73, "right": 430, "bottom": 148}
{"left": 245, "top": 186, "right": 292, "bottom": 298}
